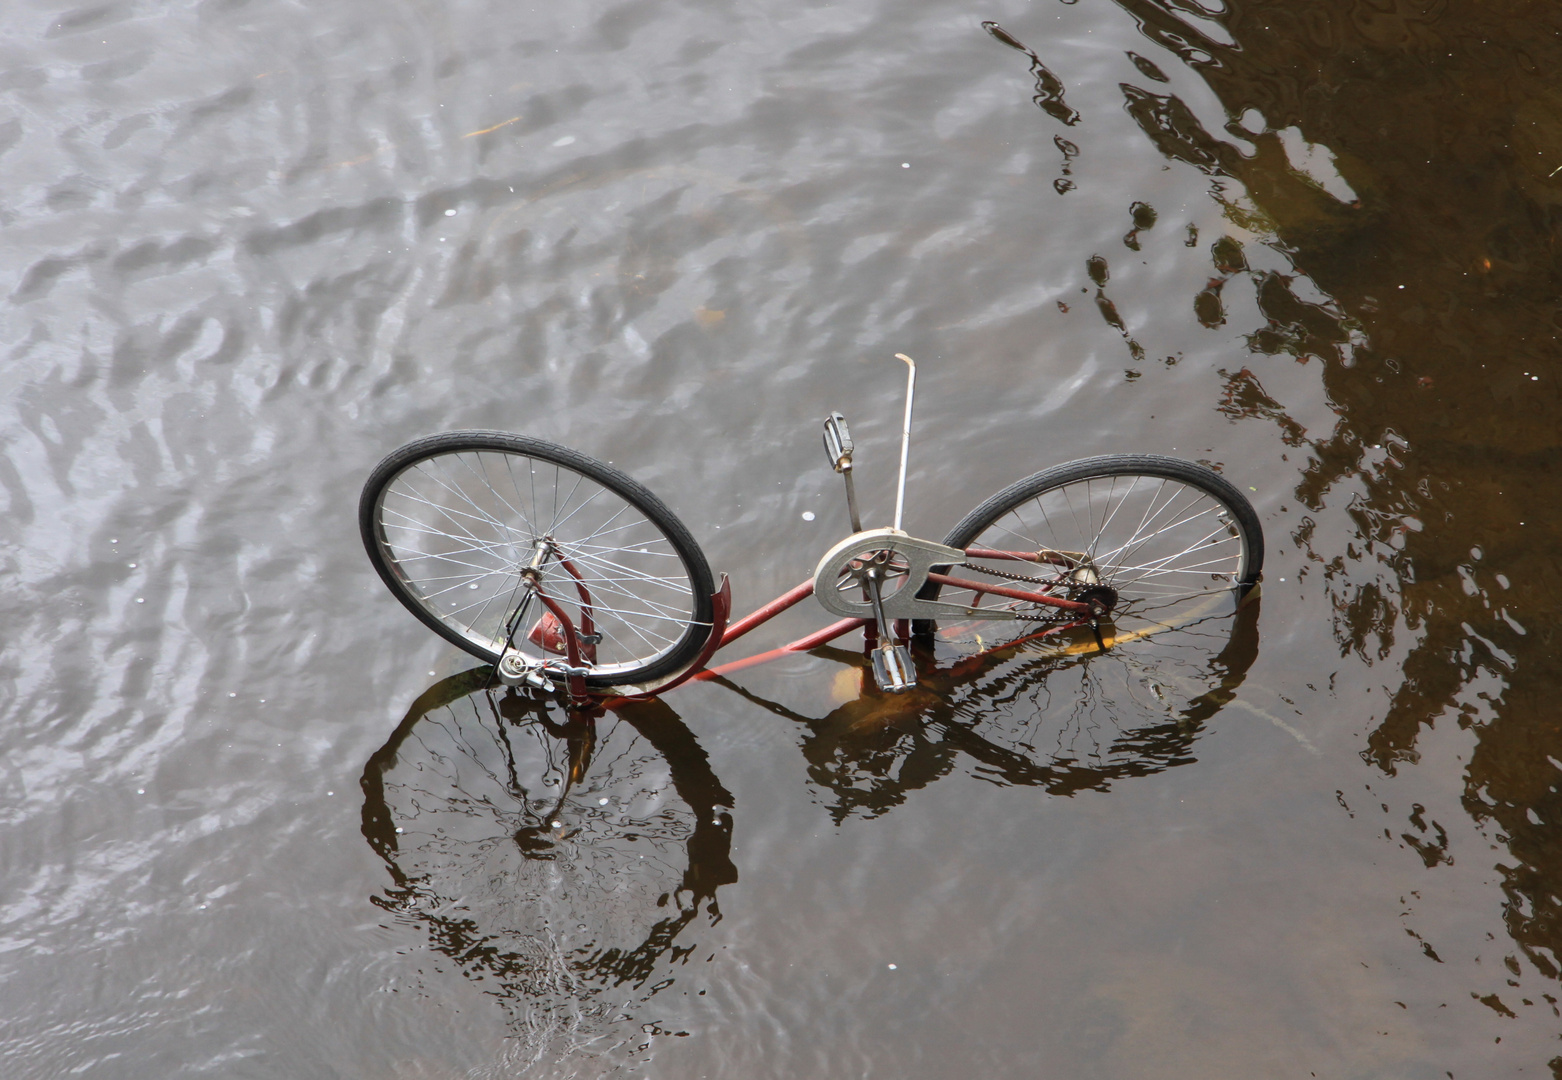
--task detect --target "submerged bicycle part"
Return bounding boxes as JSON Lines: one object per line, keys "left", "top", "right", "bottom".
{"left": 498, "top": 587, "right": 593, "bottom": 697}
{"left": 496, "top": 652, "right": 593, "bottom": 693}
{"left": 817, "top": 354, "right": 924, "bottom": 686}
{"left": 495, "top": 655, "right": 594, "bottom": 689}
{"left": 498, "top": 535, "right": 552, "bottom": 651}
{"left": 856, "top": 547, "right": 916, "bottom": 692}
{"left": 496, "top": 650, "right": 550, "bottom": 690}
{"left": 359, "top": 431, "right": 716, "bottom": 686}
{"left": 495, "top": 542, "right": 617, "bottom": 697}
{"left": 824, "top": 406, "right": 908, "bottom": 688}
{"left": 1061, "top": 564, "right": 1119, "bottom": 617}
{"left": 527, "top": 611, "right": 603, "bottom": 654}
{"left": 820, "top": 352, "right": 917, "bottom": 538}
{"left": 814, "top": 528, "right": 1016, "bottom": 621}
{"left": 920, "top": 454, "right": 1263, "bottom": 651}
{"left": 823, "top": 402, "right": 913, "bottom": 687}
{"left": 822, "top": 411, "right": 863, "bottom": 533}
{"left": 871, "top": 641, "right": 916, "bottom": 692}
{"left": 891, "top": 353, "right": 915, "bottom": 533}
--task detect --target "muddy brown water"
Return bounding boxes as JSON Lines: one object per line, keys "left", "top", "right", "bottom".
{"left": 3, "top": 1, "right": 1560, "bottom": 1076}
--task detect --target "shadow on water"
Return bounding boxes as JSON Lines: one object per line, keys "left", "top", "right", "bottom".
{"left": 347, "top": 191, "right": 1287, "bottom": 1062}
{"left": 1026, "top": 0, "right": 1562, "bottom": 1006}
{"left": 359, "top": 669, "right": 736, "bottom": 1061}
{"left": 714, "top": 600, "right": 1260, "bottom": 823}
{"left": 359, "top": 596, "right": 1259, "bottom": 1051}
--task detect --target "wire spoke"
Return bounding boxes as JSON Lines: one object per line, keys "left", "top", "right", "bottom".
{"left": 559, "top": 577, "right": 695, "bottom": 622}
{"left": 383, "top": 484, "right": 523, "bottom": 543}
{"left": 372, "top": 443, "right": 713, "bottom": 674}
{"left": 394, "top": 551, "right": 515, "bottom": 578}
{"left": 559, "top": 552, "right": 695, "bottom": 596}
{"left": 421, "top": 457, "right": 513, "bottom": 537}
{"left": 1100, "top": 504, "right": 1232, "bottom": 580}
{"left": 547, "top": 473, "right": 612, "bottom": 535}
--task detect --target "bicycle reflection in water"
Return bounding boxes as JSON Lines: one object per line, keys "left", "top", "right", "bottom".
{"left": 719, "top": 596, "right": 1260, "bottom": 822}
{"left": 360, "top": 668, "right": 736, "bottom": 1063}
{"left": 359, "top": 596, "right": 1258, "bottom": 1054}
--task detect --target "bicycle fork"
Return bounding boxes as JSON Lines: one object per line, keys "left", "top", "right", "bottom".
{"left": 495, "top": 538, "right": 598, "bottom": 698}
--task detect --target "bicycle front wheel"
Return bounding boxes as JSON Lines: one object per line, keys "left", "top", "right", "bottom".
{"left": 924, "top": 455, "right": 1263, "bottom": 642}
{"left": 360, "top": 431, "right": 715, "bottom": 686}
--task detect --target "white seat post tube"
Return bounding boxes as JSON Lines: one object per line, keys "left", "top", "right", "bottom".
{"left": 892, "top": 353, "right": 916, "bottom": 532}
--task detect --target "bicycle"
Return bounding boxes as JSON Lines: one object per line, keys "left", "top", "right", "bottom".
{"left": 358, "top": 355, "right": 1264, "bottom": 703}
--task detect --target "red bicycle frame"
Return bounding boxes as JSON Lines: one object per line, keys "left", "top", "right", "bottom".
{"left": 519, "top": 553, "right": 1097, "bottom": 709}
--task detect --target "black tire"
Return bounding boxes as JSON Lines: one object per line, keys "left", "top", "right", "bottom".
{"left": 360, "top": 431, "right": 715, "bottom": 687}
{"left": 921, "top": 454, "right": 1263, "bottom": 639}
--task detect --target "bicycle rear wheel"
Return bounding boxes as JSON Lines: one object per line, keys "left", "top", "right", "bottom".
{"left": 360, "top": 431, "right": 715, "bottom": 686}
{"left": 922, "top": 455, "right": 1263, "bottom": 645}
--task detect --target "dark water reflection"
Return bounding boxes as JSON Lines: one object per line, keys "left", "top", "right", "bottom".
{"left": 3, "top": 0, "right": 1561, "bottom": 1075}
{"left": 361, "top": 590, "right": 1257, "bottom": 1039}
{"left": 360, "top": 669, "right": 733, "bottom": 1062}
{"left": 1098, "top": 0, "right": 1562, "bottom": 1024}
{"left": 721, "top": 597, "right": 1260, "bottom": 821}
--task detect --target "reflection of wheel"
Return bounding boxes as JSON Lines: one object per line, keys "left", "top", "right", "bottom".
{"left": 360, "top": 431, "right": 715, "bottom": 686}
{"left": 723, "top": 591, "right": 1261, "bottom": 820}
{"left": 361, "top": 673, "right": 736, "bottom": 1023}
{"left": 920, "top": 455, "right": 1263, "bottom": 644}
{"left": 905, "top": 457, "right": 1264, "bottom": 799}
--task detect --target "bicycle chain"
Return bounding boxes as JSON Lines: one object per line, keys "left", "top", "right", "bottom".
{"left": 1013, "top": 608, "right": 1076, "bottom": 623}
{"left": 960, "top": 560, "right": 1082, "bottom": 622}
{"left": 964, "top": 561, "right": 1062, "bottom": 587}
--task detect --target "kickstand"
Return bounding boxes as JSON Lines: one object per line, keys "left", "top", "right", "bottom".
{"left": 1091, "top": 618, "right": 1109, "bottom": 653}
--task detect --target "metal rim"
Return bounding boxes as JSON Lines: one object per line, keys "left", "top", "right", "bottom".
{"left": 965, "top": 475, "right": 1251, "bottom": 612}
{"left": 364, "top": 435, "right": 713, "bottom": 683}
{"left": 931, "top": 457, "right": 1263, "bottom": 642}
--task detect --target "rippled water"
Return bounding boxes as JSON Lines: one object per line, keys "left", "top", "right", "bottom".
{"left": 4, "top": 0, "right": 1560, "bottom": 1076}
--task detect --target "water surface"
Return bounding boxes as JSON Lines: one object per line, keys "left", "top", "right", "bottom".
{"left": 2, "top": 0, "right": 1559, "bottom": 1076}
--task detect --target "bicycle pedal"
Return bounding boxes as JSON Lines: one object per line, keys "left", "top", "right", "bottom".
{"left": 871, "top": 643, "right": 916, "bottom": 693}
{"left": 823, "top": 412, "right": 854, "bottom": 473}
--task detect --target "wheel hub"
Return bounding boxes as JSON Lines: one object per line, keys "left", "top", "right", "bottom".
{"left": 1072, "top": 584, "right": 1118, "bottom": 616}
